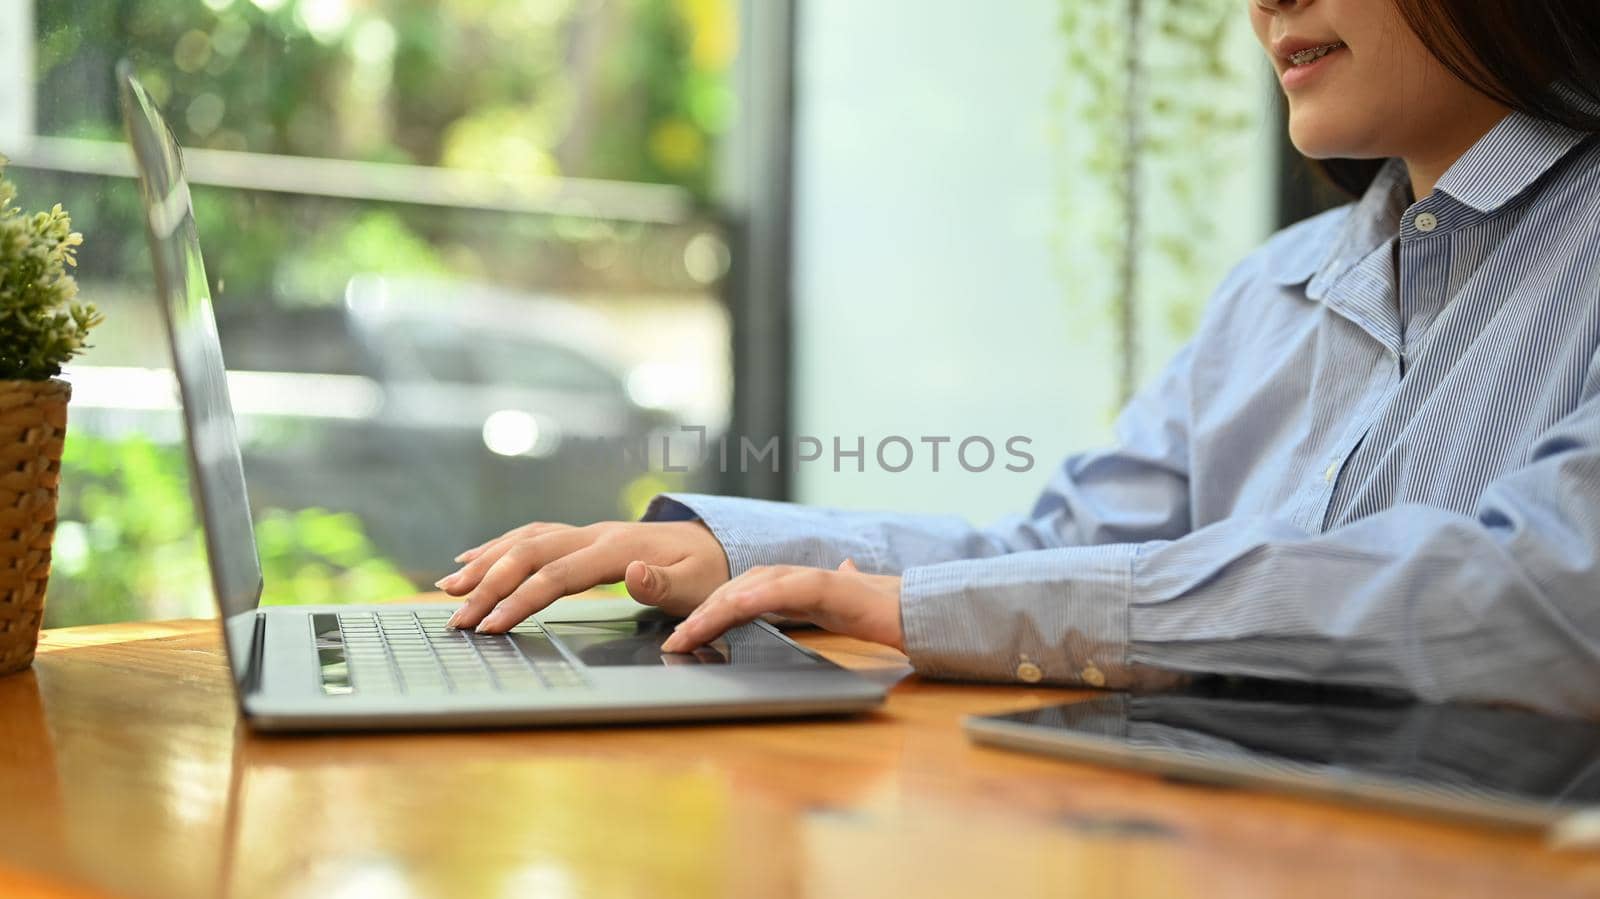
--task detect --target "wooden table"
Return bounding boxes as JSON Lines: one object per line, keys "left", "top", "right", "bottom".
{"left": 2, "top": 604, "right": 1598, "bottom": 899}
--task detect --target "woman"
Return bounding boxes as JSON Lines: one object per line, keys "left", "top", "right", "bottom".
{"left": 439, "top": 0, "right": 1600, "bottom": 716}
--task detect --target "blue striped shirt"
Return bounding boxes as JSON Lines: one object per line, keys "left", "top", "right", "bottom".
{"left": 646, "top": 110, "right": 1600, "bottom": 717}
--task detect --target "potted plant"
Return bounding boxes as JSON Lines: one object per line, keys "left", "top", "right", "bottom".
{"left": 0, "top": 156, "right": 103, "bottom": 676}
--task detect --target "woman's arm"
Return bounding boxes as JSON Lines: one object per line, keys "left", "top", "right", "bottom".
{"left": 671, "top": 365, "right": 1600, "bottom": 718}
{"left": 443, "top": 341, "right": 1199, "bottom": 632}
{"left": 645, "top": 341, "right": 1198, "bottom": 577}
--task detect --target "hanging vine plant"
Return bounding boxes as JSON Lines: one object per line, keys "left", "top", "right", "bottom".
{"left": 1055, "top": 0, "right": 1261, "bottom": 405}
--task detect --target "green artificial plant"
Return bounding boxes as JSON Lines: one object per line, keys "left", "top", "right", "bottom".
{"left": 0, "top": 156, "right": 103, "bottom": 380}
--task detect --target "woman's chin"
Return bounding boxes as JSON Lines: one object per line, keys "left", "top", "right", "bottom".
{"left": 1285, "top": 117, "right": 1374, "bottom": 165}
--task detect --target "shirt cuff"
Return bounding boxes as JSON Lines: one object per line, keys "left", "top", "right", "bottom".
{"left": 899, "top": 543, "right": 1141, "bottom": 687}
{"left": 641, "top": 492, "right": 881, "bottom": 577}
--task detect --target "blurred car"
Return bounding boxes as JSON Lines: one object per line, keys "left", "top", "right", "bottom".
{"left": 68, "top": 277, "right": 685, "bottom": 581}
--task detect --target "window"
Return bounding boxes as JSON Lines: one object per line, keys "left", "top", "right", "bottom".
{"left": 3, "top": 1, "right": 736, "bottom": 625}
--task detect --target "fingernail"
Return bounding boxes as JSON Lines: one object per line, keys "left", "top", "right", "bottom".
{"left": 452, "top": 553, "right": 468, "bottom": 563}
{"left": 477, "top": 611, "right": 505, "bottom": 633}
{"left": 433, "top": 577, "right": 449, "bottom": 589}
{"left": 447, "top": 611, "right": 463, "bottom": 628}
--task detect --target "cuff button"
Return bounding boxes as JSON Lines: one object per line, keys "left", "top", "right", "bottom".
{"left": 1016, "top": 661, "right": 1043, "bottom": 683}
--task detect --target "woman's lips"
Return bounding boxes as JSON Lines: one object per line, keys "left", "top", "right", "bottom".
{"left": 1281, "top": 44, "right": 1348, "bottom": 90}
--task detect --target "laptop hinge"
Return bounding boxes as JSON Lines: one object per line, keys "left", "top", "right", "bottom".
{"left": 240, "top": 612, "right": 267, "bottom": 696}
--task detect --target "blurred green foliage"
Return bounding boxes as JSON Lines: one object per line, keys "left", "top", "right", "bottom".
{"left": 0, "top": 161, "right": 104, "bottom": 379}
{"left": 49, "top": 432, "right": 206, "bottom": 624}
{"left": 36, "top": 0, "right": 731, "bottom": 192}
{"left": 27, "top": 1, "right": 732, "bottom": 625}
{"left": 1055, "top": 0, "right": 1258, "bottom": 406}
{"left": 31, "top": 0, "right": 732, "bottom": 304}
{"left": 273, "top": 209, "right": 450, "bottom": 303}
{"left": 254, "top": 507, "right": 418, "bottom": 607}
{"left": 48, "top": 432, "right": 417, "bottom": 627}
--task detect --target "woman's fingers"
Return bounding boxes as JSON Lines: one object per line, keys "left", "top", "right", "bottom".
{"left": 451, "top": 526, "right": 530, "bottom": 565}
{"left": 471, "top": 543, "right": 634, "bottom": 632}
{"left": 661, "top": 559, "right": 904, "bottom": 652}
{"left": 437, "top": 540, "right": 516, "bottom": 596}
{"left": 624, "top": 560, "right": 666, "bottom": 602}
{"left": 625, "top": 559, "right": 685, "bottom": 605}
{"left": 443, "top": 519, "right": 736, "bottom": 631}
{"left": 624, "top": 555, "right": 726, "bottom": 616}
{"left": 450, "top": 522, "right": 569, "bottom": 566}
{"left": 662, "top": 567, "right": 822, "bottom": 652}
{"left": 453, "top": 541, "right": 494, "bottom": 565}
{"left": 438, "top": 524, "right": 576, "bottom": 595}
{"left": 447, "top": 527, "right": 614, "bottom": 628}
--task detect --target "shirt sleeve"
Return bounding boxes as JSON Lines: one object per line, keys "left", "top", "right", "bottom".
{"left": 640, "top": 340, "right": 1197, "bottom": 577}
{"left": 901, "top": 371, "right": 1600, "bottom": 718}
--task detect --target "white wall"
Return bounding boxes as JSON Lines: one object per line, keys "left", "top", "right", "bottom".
{"left": 789, "top": 0, "right": 1274, "bottom": 523}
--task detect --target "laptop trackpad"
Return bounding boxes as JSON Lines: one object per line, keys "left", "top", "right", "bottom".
{"left": 544, "top": 619, "right": 823, "bottom": 668}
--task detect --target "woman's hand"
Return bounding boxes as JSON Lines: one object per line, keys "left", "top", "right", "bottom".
{"left": 661, "top": 559, "right": 903, "bottom": 653}
{"left": 438, "top": 520, "right": 731, "bottom": 632}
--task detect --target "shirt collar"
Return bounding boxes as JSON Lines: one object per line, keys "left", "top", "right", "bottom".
{"left": 1268, "top": 159, "right": 1408, "bottom": 290}
{"left": 1270, "top": 110, "right": 1592, "bottom": 293}
{"left": 1434, "top": 110, "right": 1591, "bottom": 213}
{"left": 1264, "top": 212, "right": 1339, "bottom": 287}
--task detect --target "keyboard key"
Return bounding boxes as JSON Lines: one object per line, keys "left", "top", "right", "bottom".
{"left": 322, "top": 612, "right": 589, "bottom": 695}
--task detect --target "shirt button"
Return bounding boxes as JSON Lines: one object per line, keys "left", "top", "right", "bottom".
{"left": 1080, "top": 665, "right": 1106, "bottom": 688}
{"left": 1016, "top": 661, "right": 1043, "bottom": 683}
{"left": 1324, "top": 461, "right": 1338, "bottom": 482}
{"left": 1414, "top": 212, "right": 1438, "bottom": 233}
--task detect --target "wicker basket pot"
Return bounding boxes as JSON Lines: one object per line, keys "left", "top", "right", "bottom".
{"left": 0, "top": 379, "right": 70, "bottom": 676}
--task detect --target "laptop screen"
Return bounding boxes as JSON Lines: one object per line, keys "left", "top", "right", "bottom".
{"left": 119, "top": 65, "right": 264, "bottom": 680}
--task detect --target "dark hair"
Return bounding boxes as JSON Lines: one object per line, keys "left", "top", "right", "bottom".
{"left": 1314, "top": 1, "right": 1600, "bottom": 197}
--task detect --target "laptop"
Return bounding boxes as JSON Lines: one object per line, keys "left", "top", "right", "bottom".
{"left": 965, "top": 680, "right": 1600, "bottom": 841}
{"left": 116, "top": 64, "right": 886, "bottom": 731}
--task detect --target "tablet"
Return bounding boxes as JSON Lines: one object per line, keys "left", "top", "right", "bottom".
{"left": 964, "top": 680, "right": 1600, "bottom": 841}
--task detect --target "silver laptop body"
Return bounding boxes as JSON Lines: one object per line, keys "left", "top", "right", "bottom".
{"left": 117, "top": 65, "right": 885, "bottom": 731}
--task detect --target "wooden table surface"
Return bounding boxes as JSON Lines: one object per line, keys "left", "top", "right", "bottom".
{"left": 1, "top": 601, "right": 1598, "bottom": 899}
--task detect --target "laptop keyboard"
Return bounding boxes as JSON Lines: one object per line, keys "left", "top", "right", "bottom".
{"left": 312, "top": 610, "right": 587, "bottom": 696}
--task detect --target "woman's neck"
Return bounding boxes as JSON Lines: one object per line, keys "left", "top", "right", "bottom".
{"left": 1401, "top": 100, "right": 1514, "bottom": 200}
